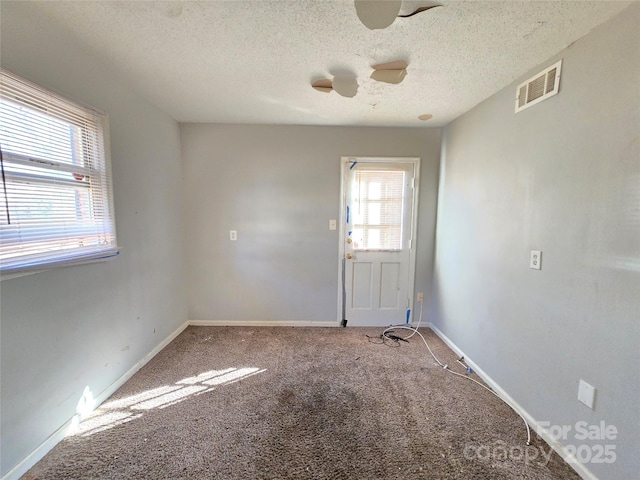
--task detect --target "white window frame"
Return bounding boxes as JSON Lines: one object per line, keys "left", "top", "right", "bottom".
{"left": 0, "top": 69, "right": 118, "bottom": 277}
{"left": 349, "top": 167, "right": 406, "bottom": 252}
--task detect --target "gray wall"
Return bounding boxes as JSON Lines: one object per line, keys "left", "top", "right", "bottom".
{"left": 181, "top": 124, "right": 441, "bottom": 323}
{"left": 0, "top": 3, "right": 187, "bottom": 476}
{"left": 432, "top": 4, "right": 639, "bottom": 478}
{"left": 3, "top": 0, "right": 636, "bottom": 477}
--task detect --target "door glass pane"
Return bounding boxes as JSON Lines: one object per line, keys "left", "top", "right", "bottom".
{"left": 351, "top": 169, "right": 404, "bottom": 250}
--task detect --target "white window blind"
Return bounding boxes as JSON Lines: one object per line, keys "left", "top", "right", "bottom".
{"left": 0, "top": 69, "right": 118, "bottom": 275}
{"left": 351, "top": 169, "right": 405, "bottom": 250}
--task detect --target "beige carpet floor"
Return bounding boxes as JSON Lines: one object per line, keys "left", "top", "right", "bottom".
{"left": 24, "top": 326, "right": 580, "bottom": 479}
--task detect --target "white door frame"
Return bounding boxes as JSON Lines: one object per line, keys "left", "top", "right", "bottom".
{"left": 337, "top": 156, "right": 421, "bottom": 326}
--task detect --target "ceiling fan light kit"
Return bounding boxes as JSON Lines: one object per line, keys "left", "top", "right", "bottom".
{"left": 355, "top": 1, "right": 442, "bottom": 30}
{"left": 354, "top": 0, "right": 402, "bottom": 30}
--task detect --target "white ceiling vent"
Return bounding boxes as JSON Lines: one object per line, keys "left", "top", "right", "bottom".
{"left": 515, "top": 60, "right": 562, "bottom": 113}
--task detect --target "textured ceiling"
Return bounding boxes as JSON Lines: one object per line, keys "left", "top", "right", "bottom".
{"left": 7, "top": 0, "right": 633, "bottom": 127}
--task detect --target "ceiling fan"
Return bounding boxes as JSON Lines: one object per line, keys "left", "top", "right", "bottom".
{"left": 310, "top": 2, "right": 436, "bottom": 119}
{"left": 311, "top": 60, "right": 407, "bottom": 97}
{"left": 354, "top": 0, "right": 441, "bottom": 30}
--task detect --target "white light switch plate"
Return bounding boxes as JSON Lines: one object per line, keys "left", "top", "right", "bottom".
{"left": 578, "top": 379, "right": 595, "bottom": 409}
{"left": 530, "top": 250, "right": 542, "bottom": 269}
{"left": 329, "top": 219, "right": 337, "bottom": 230}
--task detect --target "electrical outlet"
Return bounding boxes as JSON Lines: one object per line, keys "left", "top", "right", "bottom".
{"left": 578, "top": 379, "right": 596, "bottom": 409}
{"left": 417, "top": 292, "right": 424, "bottom": 302}
{"left": 530, "top": 250, "right": 542, "bottom": 270}
{"left": 230, "top": 230, "right": 237, "bottom": 241}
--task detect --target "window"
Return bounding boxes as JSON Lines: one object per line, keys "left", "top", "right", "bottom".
{"left": 0, "top": 69, "right": 117, "bottom": 275}
{"left": 350, "top": 169, "right": 405, "bottom": 251}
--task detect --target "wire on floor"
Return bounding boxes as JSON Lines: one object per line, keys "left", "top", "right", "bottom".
{"left": 378, "top": 302, "right": 532, "bottom": 446}
{"left": 365, "top": 333, "right": 401, "bottom": 347}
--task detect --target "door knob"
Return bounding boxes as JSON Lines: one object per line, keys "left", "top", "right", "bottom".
{"left": 346, "top": 253, "right": 353, "bottom": 260}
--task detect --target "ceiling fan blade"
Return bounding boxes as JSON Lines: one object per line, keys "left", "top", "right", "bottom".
{"left": 397, "top": 5, "right": 442, "bottom": 18}
{"left": 311, "top": 79, "right": 334, "bottom": 93}
{"left": 372, "top": 60, "right": 409, "bottom": 71}
{"left": 354, "top": 0, "right": 402, "bottom": 30}
{"left": 370, "top": 69, "right": 407, "bottom": 84}
{"left": 371, "top": 60, "right": 408, "bottom": 84}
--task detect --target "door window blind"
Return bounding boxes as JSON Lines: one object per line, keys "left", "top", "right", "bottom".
{"left": 351, "top": 169, "right": 405, "bottom": 250}
{"left": 0, "top": 69, "right": 117, "bottom": 274}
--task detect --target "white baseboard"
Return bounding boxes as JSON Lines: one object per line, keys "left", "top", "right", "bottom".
{"left": 427, "top": 323, "right": 597, "bottom": 480}
{"left": 2, "top": 320, "right": 338, "bottom": 479}
{"left": 189, "top": 319, "right": 340, "bottom": 327}
{"left": 8, "top": 320, "right": 595, "bottom": 480}
{"left": 93, "top": 320, "right": 190, "bottom": 406}
{"left": 2, "top": 320, "right": 190, "bottom": 480}
{"left": 1, "top": 418, "right": 73, "bottom": 480}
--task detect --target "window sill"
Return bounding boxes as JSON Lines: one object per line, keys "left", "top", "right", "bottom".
{"left": 1, "top": 249, "right": 120, "bottom": 281}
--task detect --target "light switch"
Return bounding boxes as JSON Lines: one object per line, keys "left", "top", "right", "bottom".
{"left": 329, "top": 219, "right": 337, "bottom": 231}
{"left": 578, "top": 379, "right": 595, "bottom": 409}
{"left": 230, "top": 230, "right": 237, "bottom": 241}
{"left": 530, "top": 250, "right": 542, "bottom": 270}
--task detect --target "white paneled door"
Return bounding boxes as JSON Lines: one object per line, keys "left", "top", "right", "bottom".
{"left": 339, "top": 157, "right": 419, "bottom": 327}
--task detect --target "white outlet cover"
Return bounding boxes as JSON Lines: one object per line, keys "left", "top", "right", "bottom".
{"left": 329, "top": 219, "right": 337, "bottom": 231}
{"left": 578, "top": 379, "right": 595, "bottom": 409}
{"left": 530, "top": 250, "right": 542, "bottom": 270}
{"left": 230, "top": 230, "right": 237, "bottom": 241}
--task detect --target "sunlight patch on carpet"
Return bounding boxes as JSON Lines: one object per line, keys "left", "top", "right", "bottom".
{"left": 69, "top": 367, "right": 266, "bottom": 437}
